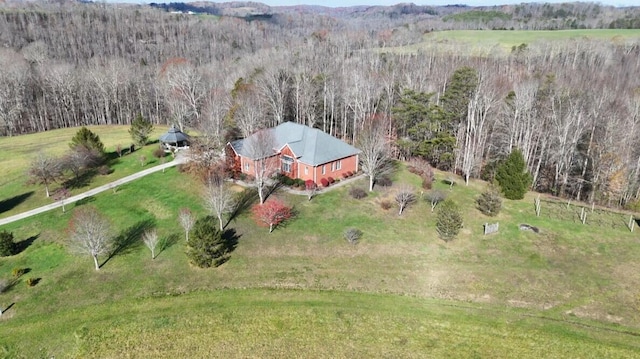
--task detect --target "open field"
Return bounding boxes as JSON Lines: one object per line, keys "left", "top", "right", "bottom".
{"left": 380, "top": 29, "right": 640, "bottom": 55}
{"left": 1, "top": 127, "right": 640, "bottom": 356}
{"left": 0, "top": 126, "right": 170, "bottom": 219}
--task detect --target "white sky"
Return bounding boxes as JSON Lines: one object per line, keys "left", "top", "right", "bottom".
{"left": 126, "top": 1, "right": 638, "bottom": 7}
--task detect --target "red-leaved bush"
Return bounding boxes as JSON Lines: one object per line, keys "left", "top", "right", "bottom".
{"left": 305, "top": 179, "right": 316, "bottom": 190}
{"left": 252, "top": 199, "right": 293, "bottom": 233}
{"left": 320, "top": 178, "right": 329, "bottom": 187}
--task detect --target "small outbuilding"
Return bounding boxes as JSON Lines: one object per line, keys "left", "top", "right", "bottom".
{"left": 159, "top": 125, "right": 190, "bottom": 151}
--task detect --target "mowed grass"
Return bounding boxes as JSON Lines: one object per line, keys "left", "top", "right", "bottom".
{"left": 380, "top": 29, "right": 640, "bottom": 55}
{"left": 1, "top": 141, "right": 640, "bottom": 356}
{"left": 2, "top": 289, "right": 639, "bottom": 358}
{"left": 0, "top": 125, "right": 170, "bottom": 218}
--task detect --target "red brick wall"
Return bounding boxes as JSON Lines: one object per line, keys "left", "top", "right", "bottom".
{"left": 309, "top": 154, "right": 358, "bottom": 186}
{"left": 280, "top": 145, "right": 298, "bottom": 179}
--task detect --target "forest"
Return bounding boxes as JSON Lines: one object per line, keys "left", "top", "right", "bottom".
{"left": 0, "top": 1, "right": 640, "bottom": 209}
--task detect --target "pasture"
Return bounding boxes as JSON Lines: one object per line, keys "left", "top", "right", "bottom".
{"left": 0, "top": 126, "right": 639, "bottom": 357}
{"left": 380, "top": 29, "right": 640, "bottom": 55}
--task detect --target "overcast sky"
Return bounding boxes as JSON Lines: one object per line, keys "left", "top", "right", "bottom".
{"left": 126, "top": 1, "right": 638, "bottom": 7}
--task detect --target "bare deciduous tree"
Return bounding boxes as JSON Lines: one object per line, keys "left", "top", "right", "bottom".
{"left": 395, "top": 185, "right": 417, "bottom": 215}
{"left": 426, "top": 190, "right": 447, "bottom": 212}
{"left": 68, "top": 206, "right": 112, "bottom": 271}
{"left": 53, "top": 187, "right": 70, "bottom": 213}
{"left": 357, "top": 117, "right": 392, "bottom": 191}
{"left": 28, "top": 152, "right": 62, "bottom": 198}
{"left": 142, "top": 228, "right": 160, "bottom": 259}
{"left": 178, "top": 208, "right": 196, "bottom": 242}
{"left": 203, "top": 173, "right": 235, "bottom": 230}
{"left": 243, "top": 129, "right": 278, "bottom": 204}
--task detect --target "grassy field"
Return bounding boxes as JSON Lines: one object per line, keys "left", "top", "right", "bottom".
{"left": 1, "top": 127, "right": 640, "bottom": 357}
{"left": 381, "top": 29, "right": 640, "bottom": 56}
{"left": 0, "top": 125, "right": 170, "bottom": 218}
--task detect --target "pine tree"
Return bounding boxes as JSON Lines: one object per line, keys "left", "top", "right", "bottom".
{"left": 495, "top": 149, "right": 532, "bottom": 200}
{"left": 476, "top": 187, "right": 502, "bottom": 217}
{"left": 0, "top": 230, "right": 16, "bottom": 257}
{"left": 185, "top": 216, "right": 227, "bottom": 268}
{"left": 129, "top": 114, "right": 154, "bottom": 148}
{"left": 436, "top": 200, "right": 463, "bottom": 242}
{"left": 70, "top": 126, "right": 105, "bottom": 155}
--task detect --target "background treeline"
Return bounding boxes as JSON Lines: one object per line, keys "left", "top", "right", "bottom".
{"left": 1, "top": 2, "right": 640, "bottom": 209}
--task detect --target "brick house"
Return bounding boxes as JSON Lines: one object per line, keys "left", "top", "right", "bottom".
{"left": 226, "top": 122, "right": 361, "bottom": 186}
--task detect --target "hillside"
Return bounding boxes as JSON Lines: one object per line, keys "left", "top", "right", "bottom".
{"left": 0, "top": 127, "right": 639, "bottom": 356}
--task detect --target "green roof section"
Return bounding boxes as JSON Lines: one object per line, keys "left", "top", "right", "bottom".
{"left": 230, "top": 122, "right": 360, "bottom": 166}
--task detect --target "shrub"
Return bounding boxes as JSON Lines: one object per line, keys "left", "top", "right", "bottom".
{"left": 0, "top": 230, "right": 16, "bottom": 257}
{"left": 305, "top": 179, "right": 316, "bottom": 190}
{"left": 276, "top": 174, "right": 295, "bottom": 186}
{"left": 12, "top": 267, "right": 26, "bottom": 278}
{"left": 476, "top": 188, "right": 502, "bottom": 217}
{"left": 377, "top": 176, "right": 392, "bottom": 187}
{"left": 436, "top": 200, "right": 463, "bottom": 242}
{"left": 294, "top": 178, "right": 306, "bottom": 188}
{"left": 422, "top": 177, "right": 433, "bottom": 190}
{"left": 327, "top": 176, "right": 335, "bottom": 184}
{"left": 347, "top": 171, "right": 353, "bottom": 177}
{"left": 153, "top": 146, "right": 166, "bottom": 159}
{"left": 320, "top": 178, "right": 330, "bottom": 187}
{"left": 26, "top": 277, "right": 38, "bottom": 287}
{"left": 342, "top": 172, "right": 350, "bottom": 179}
{"left": 349, "top": 187, "right": 368, "bottom": 199}
{"left": 344, "top": 228, "right": 362, "bottom": 244}
{"left": 252, "top": 199, "right": 293, "bottom": 233}
{"left": 97, "top": 165, "right": 112, "bottom": 175}
{"left": 380, "top": 200, "right": 393, "bottom": 210}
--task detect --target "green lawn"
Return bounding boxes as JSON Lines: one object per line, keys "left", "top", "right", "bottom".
{"left": 0, "top": 125, "right": 170, "bottom": 219}
{"left": 380, "top": 29, "right": 640, "bottom": 55}
{"left": 1, "top": 128, "right": 640, "bottom": 357}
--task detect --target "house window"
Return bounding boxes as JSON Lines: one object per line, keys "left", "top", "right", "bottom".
{"left": 304, "top": 166, "right": 308, "bottom": 175}
{"left": 322, "top": 165, "right": 326, "bottom": 175}
{"left": 244, "top": 162, "right": 250, "bottom": 172}
{"left": 331, "top": 162, "right": 335, "bottom": 172}
{"left": 336, "top": 160, "right": 342, "bottom": 170}
{"left": 281, "top": 155, "right": 293, "bottom": 173}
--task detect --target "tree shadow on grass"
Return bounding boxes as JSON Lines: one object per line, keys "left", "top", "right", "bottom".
{"left": 15, "top": 234, "right": 39, "bottom": 255}
{"left": 0, "top": 191, "right": 34, "bottom": 214}
{"left": 156, "top": 233, "right": 180, "bottom": 258}
{"left": 101, "top": 218, "right": 155, "bottom": 268}
{"left": 75, "top": 196, "right": 96, "bottom": 207}
{"left": 264, "top": 181, "right": 283, "bottom": 202}
{"left": 217, "top": 228, "right": 241, "bottom": 266}
{"left": 226, "top": 188, "right": 260, "bottom": 226}
{"left": 63, "top": 169, "right": 97, "bottom": 190}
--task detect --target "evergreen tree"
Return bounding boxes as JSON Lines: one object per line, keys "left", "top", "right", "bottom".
{"left": 476, "top": 187, "right": 502, "bottom": 217}
{"left": 69, "top": 126, "right": 105, "bottom": 155}
{"left": 185, "top": 216, "right": 227, "bottom": 268}
{"left": 129, "top": 114, "right": 154, "bottom": 148}
{"left": 392, "top": 89, "right": 456, "bottom": 168}
{"left": 495, "top": 149, "right": 532, "bottom": 200}
{"left": 0, "top": 230, "right": 16, "bottom": 257}
{"left": 440, "top": 66, "right": 478, "bottom": 125}
{"left": 436, "top": 200, "right": 463, "bottom": 242}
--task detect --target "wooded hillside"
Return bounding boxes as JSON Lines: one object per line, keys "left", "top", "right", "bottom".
{"left": 0, "top": 1, "right": 639, "bottom": 208}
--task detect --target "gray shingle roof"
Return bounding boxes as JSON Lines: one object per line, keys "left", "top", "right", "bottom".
{"left": 230, "top": 122, "right": 360, "bottom": 166}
